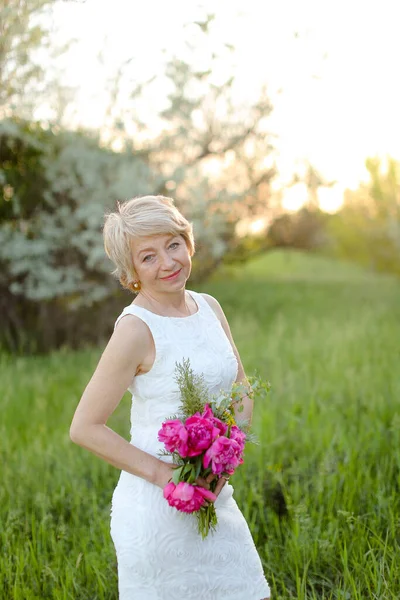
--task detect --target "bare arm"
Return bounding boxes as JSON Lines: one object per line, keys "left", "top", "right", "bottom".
{"left": 200, "top": 293, "right": 254, "bottom": 425}
{"left": 70, "top": 315, "right": 172, "bottom": 488}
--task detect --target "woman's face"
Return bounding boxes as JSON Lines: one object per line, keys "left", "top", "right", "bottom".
{"left": 130, "top": 233, "right": 192, "bottom": 293}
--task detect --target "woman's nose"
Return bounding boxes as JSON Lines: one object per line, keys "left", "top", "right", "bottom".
{"left": 160, "top": 251, "right": 175, "bottom": 269}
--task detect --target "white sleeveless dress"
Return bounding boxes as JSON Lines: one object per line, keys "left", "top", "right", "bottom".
{"left": 110, "top": 290, "right": 271, "bottom": 600}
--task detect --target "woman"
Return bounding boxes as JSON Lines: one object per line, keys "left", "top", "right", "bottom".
{"left": 70, "top": 195, "right": 271, "bottom": 600}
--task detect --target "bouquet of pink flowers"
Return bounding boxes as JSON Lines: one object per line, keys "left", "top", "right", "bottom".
{"left": 157, "top": 358, "right": 270, "bottom": 538}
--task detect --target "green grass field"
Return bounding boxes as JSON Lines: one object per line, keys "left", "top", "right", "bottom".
{"left": 1, "top": 250, "right": 399, "bottom": 599}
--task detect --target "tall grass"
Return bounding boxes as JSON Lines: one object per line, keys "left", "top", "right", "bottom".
{"left": 1, "top": 250, "right": 399, "bottom": 599}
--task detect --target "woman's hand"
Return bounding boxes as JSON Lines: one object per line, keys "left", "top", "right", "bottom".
{"left": 195, "top": 473, "right": 229, "bottom": 498}
{"left": 154, "top": 461, "right": 180, "bottom": 489}
{"left": 212, "top": 475, "right": 230, "bottom": 497}
{"left": 156, "top": 462, "right": 229, "bottom": 499}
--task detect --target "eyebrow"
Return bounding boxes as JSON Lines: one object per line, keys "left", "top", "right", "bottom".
{"left": 137, "top": 235, "right": 177, "bottom": 257}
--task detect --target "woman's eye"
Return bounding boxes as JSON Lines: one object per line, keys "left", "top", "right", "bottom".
{"left": 143, "top": 242, "right": 178, "bottom": 262}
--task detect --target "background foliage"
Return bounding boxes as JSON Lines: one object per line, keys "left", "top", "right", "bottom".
{"left": 1, "top": 251, "right": 399, "bottom": 599}
{"left": 1, "top": 1, "right": 399, "bottom": 353}
{"left": 1, "top": 3, "right": 399, "bottom": 599}
{"left": 328, "top": 157, "right": 400, "bottom": 276}
{"left": 0, "top": 4, "right": 277, "bottom": 352}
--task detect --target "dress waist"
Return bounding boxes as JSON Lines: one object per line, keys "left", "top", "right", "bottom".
{"left": 129, "top": 426, "right": 174, "bottom": 464}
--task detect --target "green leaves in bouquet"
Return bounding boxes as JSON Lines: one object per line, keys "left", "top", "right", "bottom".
{"left": 233, "top": 376, "right": 271, "bottom": 402}
{"left": 209, "top": 392, "right": 233, "bottom": 420}
{"left": 232, "top": 376, "right": 271, "bottom": 414}
{"left": 247, "top": 374, "right": 271, "bottom": 398}
{"left": 174, "top": 358, "right": 209, "bottom": 418}
{"left": 160, "top": 453, "right": 204, "bottom": 486}
{"left": 172, "top": 465, "right": 183, "bottom": 485}
{"left": 180, "top": 460, "right": 201, "bottom": 485}
{"left": 198, "top": 503, "right": 218, "bottom": 539}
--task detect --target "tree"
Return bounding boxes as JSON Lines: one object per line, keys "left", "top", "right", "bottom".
{"left": 0, "top": 10, "right": 278, "bottom": 352}
{"left": 71, "top": 13, "right": 277, "bottom": 278}
{"left": 328, "top": 157, "right": 400, "bottom": 276}
{"left": 288, "top": 161, "right": 336, "bottom": 210}
{"left": 0, "top": 118, "right": 158, "bottom": 352}
{"left": 143, "top": 17, "right": 276, "bottom": 274}
{"left": 267, "top": 207, "right": 329, "bottom": 251}
{"left": 0, "top": 0, "right": 69, "bottom": 118}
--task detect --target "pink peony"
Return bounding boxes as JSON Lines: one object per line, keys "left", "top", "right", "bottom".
{"left": 229, "top": 425, "right": 246, "bottom": 452}
{"left": 184, "top": 414, "right": 220, "bottom": 457}
{"left": 203, "top": 435, "right": 244, "bottom": 475}
{"left": 202, "top": 404, "right": 228, "bottom": 436}
{"left": 158, "top": 419, "right": 189, "bottom": 456}
{"left": 163, "top": 481, "right": 217, "bottom": 513}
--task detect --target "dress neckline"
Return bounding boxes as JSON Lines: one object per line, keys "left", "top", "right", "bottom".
{"left": 127, "top": 290, "right": 200, "bottom": 320}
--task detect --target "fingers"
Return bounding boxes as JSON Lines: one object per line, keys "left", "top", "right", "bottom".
{"left": 214, "top": 476, "right": 229, "bottom": 497}
{"left": 213, "top": 479, "right": 224, "bottom": 496}
{"left": 195, "top": 474, "right": 230, "bottom": 497}
{"left": 196, "top": 473, "right": 217, "bottom": 488}
{"left": 195, "top": 476, "right": 210, "bottom": 489}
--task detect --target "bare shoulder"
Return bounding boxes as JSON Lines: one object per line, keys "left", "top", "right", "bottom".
{"left": 88, "top": 313, "right": 152, "bottom": 389}
{"left": 199, "top": 292, "right": 224, "bottom": 322}
{"left": 70, "top": 313, "right": 153, "bottom": 436}
{"left": 113, "top": 311, "right": 152, "bottom": 342}
{"left": 113, "top": 311, "right": 151, "bottom": 339}
{"left": 200, "top": 292, "right": 246, "bottom": 380}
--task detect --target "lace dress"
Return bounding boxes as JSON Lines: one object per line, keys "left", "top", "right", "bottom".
{"left": 110, "top": 290, "right": 271, "bottom": 600}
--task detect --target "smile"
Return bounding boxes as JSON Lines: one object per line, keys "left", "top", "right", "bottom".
{"left": 160, "top": 269, "right": 181, "bottom": 280}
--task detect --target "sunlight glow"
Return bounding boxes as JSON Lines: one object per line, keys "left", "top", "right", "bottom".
{"left": 202, "top": 157, "right": 223, "bottom": 177}
{"left": 281, "top": 184, "right": 308, "bottom": 212}
{"left": 249, "top": 218, "right": 268, "bottom": 234}
{"left": 236, "top": 216, "right": 270, "bottom": 238}
{"left": 50, "top": 0, "right": 400, "bottom": 196}
{"left": 318, "top": 186, "right": 344, "bottom": 213}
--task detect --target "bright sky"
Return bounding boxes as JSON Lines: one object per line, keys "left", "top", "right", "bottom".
{"left": 49, "top": 0, "right": 400, "bottom": 212}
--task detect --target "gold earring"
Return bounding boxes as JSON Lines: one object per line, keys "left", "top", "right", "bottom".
{"left": 133, "top": 280, "right": 141, "bottom": 292}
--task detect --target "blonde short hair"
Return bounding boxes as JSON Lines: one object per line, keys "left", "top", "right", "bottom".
{"left": 103, "top": 195, "right": 195, "bottom": 293}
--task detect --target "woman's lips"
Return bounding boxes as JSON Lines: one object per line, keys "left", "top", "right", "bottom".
{"left": 160, "top": 269, "right": 181, "bottom": 280}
